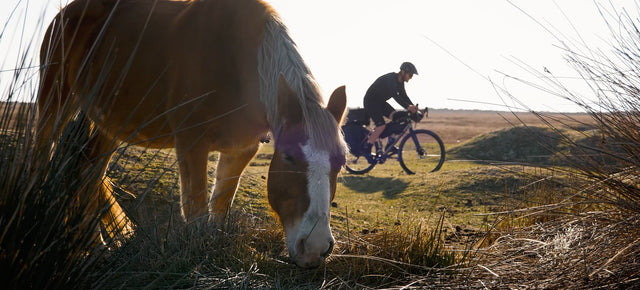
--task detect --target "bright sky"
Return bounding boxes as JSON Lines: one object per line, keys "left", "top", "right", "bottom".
{"left": 1, "top": 0, "right": 638, "bottom": 112}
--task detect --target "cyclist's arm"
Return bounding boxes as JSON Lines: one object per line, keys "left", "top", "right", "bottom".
{"left": 394, "top": 85, "right": 415, "bottom": 112}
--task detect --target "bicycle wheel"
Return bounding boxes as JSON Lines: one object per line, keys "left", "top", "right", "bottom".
{"left": 398, "top": 129, "right": 445, "bottom": 174}
{"left": 345, "top": 141, "right": 376, "bottom": 174}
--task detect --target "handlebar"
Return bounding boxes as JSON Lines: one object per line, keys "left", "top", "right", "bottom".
{"left": 414, "top": 104, "right": 428, "bottom": 119}
{"left": 410, "top": 110, "right": 425, "bottom": 123}
{"left": 391, "top": 106, "right": 427, "bottom": 123}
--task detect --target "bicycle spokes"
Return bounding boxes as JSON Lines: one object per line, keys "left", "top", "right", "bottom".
{"left": 398, "top": 129, "right": 445, "bottom": 174}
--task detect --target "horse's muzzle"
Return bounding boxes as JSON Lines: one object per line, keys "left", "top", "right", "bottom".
{"left": 292, "top": 239, "right": 335, "bottom": 268}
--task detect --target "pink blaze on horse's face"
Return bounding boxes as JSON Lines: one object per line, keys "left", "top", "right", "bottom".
{"left": 268, "top": 77, "right": 346, "bottom": 268}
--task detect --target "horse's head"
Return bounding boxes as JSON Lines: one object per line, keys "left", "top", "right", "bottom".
{"left": 267, "top": 76, "right": 346, "bottom": 268}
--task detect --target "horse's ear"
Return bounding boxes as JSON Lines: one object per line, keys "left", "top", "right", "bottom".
{"left": 278, "top": 74, "right": 303, "bottom": 124}
{"left": 327, "top": 86, "right": 347, "bottom": 123}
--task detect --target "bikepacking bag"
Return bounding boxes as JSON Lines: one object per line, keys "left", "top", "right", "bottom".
{"left": 345, "top": 108, "right": 370, "bottom": 126}
{"left": 341, "top": 123, "right": 369, "bottom": 157}
{"left": 380, "top": 121, "right": 404, "bottom": 139}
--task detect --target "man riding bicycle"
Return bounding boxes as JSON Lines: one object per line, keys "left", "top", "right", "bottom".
{"left": 363, "top": 62, "right": 419, "bottom": 147}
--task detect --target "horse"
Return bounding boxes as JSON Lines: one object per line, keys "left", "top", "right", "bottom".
{"left": 36, "top": 0, "right": 347, "bottom": 268}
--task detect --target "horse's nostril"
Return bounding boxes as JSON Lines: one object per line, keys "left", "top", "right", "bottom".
{"left": 322, "top": 240, "right": 335, "bottom": 259}
{"left": 296, "top": 238, "right": 306, "bottom": 256}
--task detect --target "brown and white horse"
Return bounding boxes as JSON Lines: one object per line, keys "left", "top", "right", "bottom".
{"left": 37, "top": 0, "right": 346, "bottom": 268}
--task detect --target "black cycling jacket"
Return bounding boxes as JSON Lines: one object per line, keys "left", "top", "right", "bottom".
{"left": 363, "top": 72, "right": 413, "bottom": 109}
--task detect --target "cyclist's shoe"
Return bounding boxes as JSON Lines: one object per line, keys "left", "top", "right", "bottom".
{"left": 375, "top": 140, "right": 383, "bottom": 158}
{"left": 388, "top": 146, "right": 399, "bottom": 156}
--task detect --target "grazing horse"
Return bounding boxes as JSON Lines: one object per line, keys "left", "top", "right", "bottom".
{"left": 37, "top": 0, "right": 347, "bottom": 268}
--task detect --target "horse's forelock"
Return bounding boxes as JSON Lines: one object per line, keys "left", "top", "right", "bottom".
{"left": 304, "top": 105, "right": 347, "bottom": 158}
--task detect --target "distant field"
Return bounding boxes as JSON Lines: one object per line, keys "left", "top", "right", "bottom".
{"left": 1, "top": 103, "right": 595, "bottom": 144}
{"left": 417, "top": 109, "right": 595, "bottom": 144}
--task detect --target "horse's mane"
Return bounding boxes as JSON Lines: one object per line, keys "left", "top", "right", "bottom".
{"left": 258, "top": 13, "right": 345, "bottom": 155}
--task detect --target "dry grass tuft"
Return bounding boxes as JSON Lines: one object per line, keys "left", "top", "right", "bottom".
{"left": 0, "top": 104, "right": 109, "bottom": 289}
{"left": 462, "top": 3, "right": 640, "bottom": 288}
{"left": 87, "top": 207, "right": 465, "bottom": 289}
{"left": 467, "top": 213, "right": 640, "bottom": 289}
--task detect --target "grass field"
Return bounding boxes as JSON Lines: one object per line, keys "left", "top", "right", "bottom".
{"left": 3, "top": 104, "right": 639, "bottom": 288}
{"left": 108, "top": 108, "right": 597, "bottom": 236}
{"left": 92, "top": 108, "right": 610, "bottom": 287}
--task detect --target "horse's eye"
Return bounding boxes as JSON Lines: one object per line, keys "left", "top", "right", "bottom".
{"left": 283, "top": 153, "right": 295, "bottom": 164}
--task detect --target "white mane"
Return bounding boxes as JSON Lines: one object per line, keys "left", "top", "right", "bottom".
{"left": 257, "top": 13, "right": 345, "bottom": 155}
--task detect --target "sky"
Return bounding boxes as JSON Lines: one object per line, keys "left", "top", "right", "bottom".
{"left": 1, "top": 0, "right": 638, "bottom": 112}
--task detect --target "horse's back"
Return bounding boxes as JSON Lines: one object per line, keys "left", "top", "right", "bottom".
{"left": 40, "top": 0, "right": 190, "bottom": 146}
{"left": 41, "top": 0, "right": 274, "bottom": 149}
{"left": 166, "top": 0, "right": 273, "bottom": 150}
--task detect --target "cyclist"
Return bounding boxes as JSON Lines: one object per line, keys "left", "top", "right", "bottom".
{"left": 363, "top": 62, "right": 419, "bottom": 148}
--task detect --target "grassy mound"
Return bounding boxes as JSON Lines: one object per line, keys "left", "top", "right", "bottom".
{"left": 448, "top": 125, "right": 594, "bottom": 165}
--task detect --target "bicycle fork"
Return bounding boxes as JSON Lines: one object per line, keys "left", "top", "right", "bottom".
{"left": 408, "top": 130, "right": 427, "bottom": 159}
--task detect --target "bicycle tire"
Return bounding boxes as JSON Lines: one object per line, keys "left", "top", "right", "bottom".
{"left": 398, "top": 129, "right": 445, "bottom": 174}
{"left": 345, "top": 141, "right": 377, "bottom": 174}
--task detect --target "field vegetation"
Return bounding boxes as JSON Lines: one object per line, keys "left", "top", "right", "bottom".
{"left": 4, "top": 103, "right": 637, "bottom": 288}
{"left": 2, "top": 2, "right": 640, "bottom": 289}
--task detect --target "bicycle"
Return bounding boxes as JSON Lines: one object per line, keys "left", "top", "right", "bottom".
{"left": 341, "top": 107, "right": 445, "bottom": 175}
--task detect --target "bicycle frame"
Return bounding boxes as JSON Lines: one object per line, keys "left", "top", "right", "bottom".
{"left": 372, "top": 121, "right": 413, "bottom": 164}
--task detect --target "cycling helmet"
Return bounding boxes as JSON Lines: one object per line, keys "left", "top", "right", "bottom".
{"left": 400, "top": 62, "right": 418, "bottom": 75}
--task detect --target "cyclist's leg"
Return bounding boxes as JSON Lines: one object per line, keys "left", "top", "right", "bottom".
{"left": 366, "top": 102, "right": 393, "bottom": 144}
{"left": 368, "top": 124, "right": 386, "bottom": 144}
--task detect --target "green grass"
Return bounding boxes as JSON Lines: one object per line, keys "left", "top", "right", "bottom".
{"left": 109, "top": 141, "right": 521, "bottom": 237}
{"left": 95, "top": 142, "right": 480, "bottom": 287}
{"left": 98, "top": 131, "right": 579, "bottom": 284}
{"left": 108, "top": 124, "right": 594, "bottom": 244}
